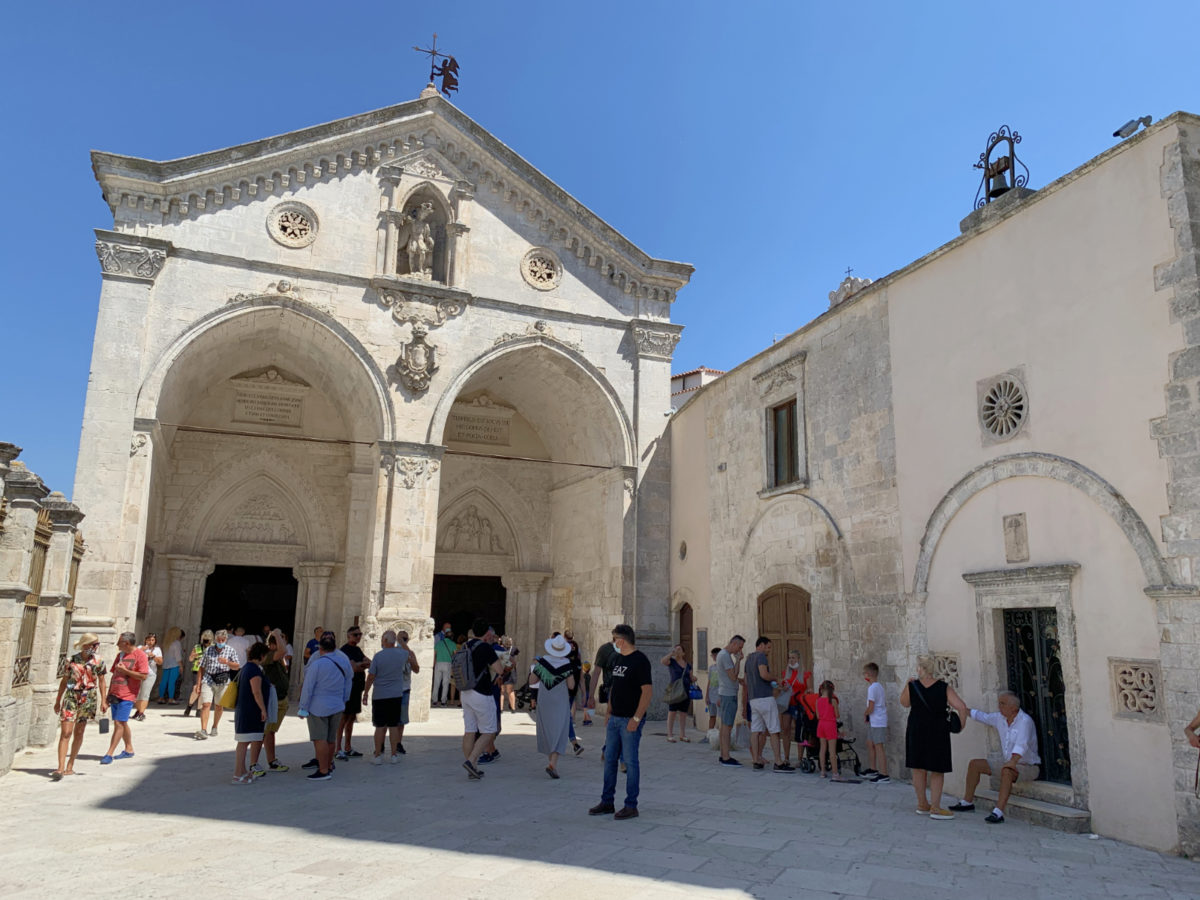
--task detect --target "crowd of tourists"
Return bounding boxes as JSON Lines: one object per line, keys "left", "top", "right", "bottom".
{"left": 51, "top": 614, "right": 1105, "bottom": 828}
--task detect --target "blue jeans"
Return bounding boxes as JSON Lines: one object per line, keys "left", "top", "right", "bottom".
{"left": 601, "top": 715, "right": 645, "bottom": 808}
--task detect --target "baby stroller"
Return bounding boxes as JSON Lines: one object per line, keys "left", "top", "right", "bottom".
{"left": 514, "top": 680, "right": 535, "bottom": 710}
{"left": 795, "top": 693, "right": 862, "bottom": 776}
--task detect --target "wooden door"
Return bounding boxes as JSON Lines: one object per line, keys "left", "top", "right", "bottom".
{"left": 678, "top": 603, "right": 694, "bottom": 665}
{"left": 757, "top": 584, "right": 813, "bottom": 678}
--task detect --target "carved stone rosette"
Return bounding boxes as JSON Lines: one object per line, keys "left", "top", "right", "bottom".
{"left": 631, "top": 323, "right": 682, "bottom": 360}
{"left": 94, "top": 230, "right": 170, "bottom": 282}
{"left": 392, "top": 325, "right": 439, "bottom": 394}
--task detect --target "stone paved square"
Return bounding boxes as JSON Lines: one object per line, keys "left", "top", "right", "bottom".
{"left": 4, "top": 707, "right": 1196, "bottom": 899}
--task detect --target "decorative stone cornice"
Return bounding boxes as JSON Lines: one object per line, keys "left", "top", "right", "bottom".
{"left": 94, "top": 229, "right": 171, "bottom": 283}
{"left": 962, "top": 563, "right": 1079, "bottom": 590}
{"left": 370, "top": 276, "right": 471, "bottom": 329}
{"left": 165, "top": 554, "right": 215, "bottom": 579}
{"left": 501, "top": 571, "right": 552, "bottom": 591}
{"left": 41, "top": 492, "right": 84, "bottom": 530}
{"left": 91, "top": 98, "right": 693, "bottom": 301}
{"left": 630, "top": 320, "right": 683, "bottom": 360}
{"left": 3, "top": 461, "right": 49, "bottom": 504}
{"left": 754, "top": 351, "right": 807, "bottom": 394}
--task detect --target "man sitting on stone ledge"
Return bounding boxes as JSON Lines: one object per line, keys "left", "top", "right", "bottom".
{"left": 948, "top": 690, "right": 1041, "bottom": 824}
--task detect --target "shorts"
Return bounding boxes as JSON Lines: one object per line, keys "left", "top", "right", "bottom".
{"left": 110, "top": 699, "right": 134, "bottom": 722}
{"left": 137, "top": 673, "right": 156, "bottom": 702}
{"left": 306, "top": 713, "right": 339, "bottom": 743}
{"left": 868, "top": 725, "right": 888, "bottom": 744}
{"left": 719, "top": 694, "right": 738, "bottom": 727}
{"left": 200, "top": 679, "right": 229, "bottom": 706}
{"left": 706, "top": 699, "right": 719, "bottom": 717}
{"left": 373, "top": 696, "right": 404, "bottom": 728}
{"left": 749, "top": 696, "right": 781, "bottom": 734}
{"left": 265, "top": 699, "right": 289, "bottom": 735}
{"left": 234, "top": 731, "right": 264, "bottom": 743}
{"left": 991, "top": 757, "right": 1040, "bottom": 783}
{"left": 344, "top": 689, "right": 363, "bottom": 717}
{"left": 461, "top": 689, "right": 498, "bottom": 735}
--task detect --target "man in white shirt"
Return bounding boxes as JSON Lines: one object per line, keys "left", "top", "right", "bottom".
{"left": 226, "top": 626, "right": 252, "bottom": 664}
{"left": 949, "top": 690, "right": 1042, "bottom": 823}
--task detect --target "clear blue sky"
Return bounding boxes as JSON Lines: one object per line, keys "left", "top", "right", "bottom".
{"left": 2, "top": 1, "right": 1197, "bottom": 495}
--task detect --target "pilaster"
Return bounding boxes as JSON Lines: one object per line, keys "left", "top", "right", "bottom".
{"left": 502, "top": 570, "right": 551, "bottom": 676}
{"left": 165, "top": 555, "right": 214, "bottom": 654}
{"left": 293, "top": 561, "right": 337, "bottom": 699}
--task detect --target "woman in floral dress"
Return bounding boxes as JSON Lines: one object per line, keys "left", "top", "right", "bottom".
{"left": 52, "top": 632, "right": 108, "bottom": 780}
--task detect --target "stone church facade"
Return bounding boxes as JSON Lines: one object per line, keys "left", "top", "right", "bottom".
{"left": 73, "top": 88, "right": 691, "bottom": 712}
{"left": 670, "top": 114, "right": 1200, "bottom": 853}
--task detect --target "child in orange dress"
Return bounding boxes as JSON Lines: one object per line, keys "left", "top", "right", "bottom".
{"left": 816, "top": 680, "right": 841, "bottom": 779}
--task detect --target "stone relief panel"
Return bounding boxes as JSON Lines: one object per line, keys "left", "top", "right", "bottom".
{"left": 932, "top": 653, "right": 960, "bottom": 690}
{"left": 1109, "top": 657, "right": 1165, "bottom": 723}
{"left": 95, "top": 239, "right": 167, "bottom": 281}
{"left": 383, "top": 453, "right": 441, "bottom": 489}
{"left": 1003, "top": 513, "right": 1029, "bottom": 563}
{"left": 440, "top": 505, "right": 508, "bottom": 554}
{"left": 214, "top": 493, "right": 301, "bottom": 545}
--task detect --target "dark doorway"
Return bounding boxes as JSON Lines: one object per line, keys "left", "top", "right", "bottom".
{"left": 201, "top": 566, "right": 298, "bottom": 641}
{"left": 678, "top": 603, "right": 694, "bottom": 665}
{"left": 1003, "top": 607, "right": 1070, "bottom": 784}
{"left": 431, "top": 574, "right": 506, "bottom": 640}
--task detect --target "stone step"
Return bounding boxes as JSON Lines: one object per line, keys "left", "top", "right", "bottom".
{"left": 975, "top": 788, "right": 1091, "bottom": 833}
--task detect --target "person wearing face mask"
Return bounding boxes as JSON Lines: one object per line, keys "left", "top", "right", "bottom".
{"left": 432, "top": 622, "right": 455, "bottom": 707}
{"left": 195, "top": 628, "right": 241, "bottom": 740}
{"left": 51, "top": 633, "right": 109, "bottom": 780}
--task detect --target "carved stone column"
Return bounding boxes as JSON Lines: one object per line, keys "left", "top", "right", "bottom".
{"left": 165, "top": 555, "right": 214, "bottom": 655}
{"left": 292, "top": 561, "right": 337, "bottom": 699}
{"left": 447, "top": 179, "right": 475, "bottom": 288}
{"left": 629, "top": 320, "right": 683, "bottom": 720}
{"left": 502, "top": 571, "right": 552, "bottom": 673}
{"left": 28, "top": 494, "right": 85, "bottom": 745}
{"left": 125, "top": 418, "right": 159, "bottom": 634}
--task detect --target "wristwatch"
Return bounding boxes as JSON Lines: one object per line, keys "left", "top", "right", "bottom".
{"left": 631, "top": 716, "right": 641, "bottom": 725}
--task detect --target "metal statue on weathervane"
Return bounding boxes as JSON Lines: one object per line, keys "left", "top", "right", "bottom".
{"left": 413, "top": 33, "right": 460, "bottom": 98}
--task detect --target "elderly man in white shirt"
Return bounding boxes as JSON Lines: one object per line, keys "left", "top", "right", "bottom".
{"left": 948, "top": 690, "right": 1041, "bottom": 824}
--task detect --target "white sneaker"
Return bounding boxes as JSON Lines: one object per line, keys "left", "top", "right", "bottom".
{"left": 389, "top": 753, "right": 401, "bottom": 765}
{"left": 370, "top": 754, "right": 384, "bottom": 766}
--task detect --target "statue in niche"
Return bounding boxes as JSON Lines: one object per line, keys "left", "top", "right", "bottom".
{"left": 398, "top": 201, "right": 436, "bottom": 280}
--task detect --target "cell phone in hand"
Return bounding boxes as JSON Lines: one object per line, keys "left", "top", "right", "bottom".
{"left": 99, "top": 718, "right": 110, "bottom": 734}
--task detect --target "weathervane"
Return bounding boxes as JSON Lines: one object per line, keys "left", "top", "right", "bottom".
{"left": 973, "top": 125, "right": 1029, "bottom": 209}
{"left": 413, "top": 33, "right": 460, "bottom": 98}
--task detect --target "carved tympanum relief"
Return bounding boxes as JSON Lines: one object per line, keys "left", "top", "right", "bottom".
{"left": 440, "top": 505, "right": 507, "bottom": 554}
{"left": 216, "top": 494, "right": 299, "bottom": 545}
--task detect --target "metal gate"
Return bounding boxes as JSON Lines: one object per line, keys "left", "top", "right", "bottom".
{"left": 1003, "top": 607, "right": 1071, "bottom": 784}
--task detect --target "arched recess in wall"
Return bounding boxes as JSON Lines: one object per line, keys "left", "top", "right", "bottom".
{"left": 395, "top": 181, "right": 452, "bottom": 282}
{"left": 912, "top": 451, "right": 1180, "bottom": 596}
{"left": 136, "top": 293, "right": 394, "bottom": 442}
{"left": 735, "top": 494, "right": 844, "bottom": 600}
{"left": 426, "top": 335, "right": 635, "bottom": 469}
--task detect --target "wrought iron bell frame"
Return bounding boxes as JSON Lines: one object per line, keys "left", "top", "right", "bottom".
{"left": 974, "top": 125, "right": 1030, "bottom": 210}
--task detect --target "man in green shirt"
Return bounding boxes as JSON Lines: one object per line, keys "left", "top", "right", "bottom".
{"left": 432, "top": 622, "right": 454, "bottom": 707}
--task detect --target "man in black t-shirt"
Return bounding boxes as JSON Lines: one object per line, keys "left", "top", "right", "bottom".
{"left": 588, "top": 624, "right": 653, "bottom": 820}
{"left": 461, "top": 618, "right": 505, "bottom": 779}
{"left": 336, "top": 625, "right": 371, "bottom": 759}
{"left": 591, "top": 639, "right": 618, "bottom": 710}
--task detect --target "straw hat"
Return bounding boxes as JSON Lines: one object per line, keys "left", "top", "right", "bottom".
{"left": 74, "top": 632, "right": 100, "bottom": 650}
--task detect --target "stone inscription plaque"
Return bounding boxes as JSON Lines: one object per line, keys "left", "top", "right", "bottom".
{"left": 448, "top": 412, "right": 511, "bottom": 446}
{"left": 233, "top": 387, "right": 304, "bottom": 427}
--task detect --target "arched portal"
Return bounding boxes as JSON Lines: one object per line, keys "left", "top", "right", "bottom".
{"left": 431, "top": 341, "right": 634, "bottom": 663}
{"left": 133, "top": 301, "right": 391, "bottom": 648}
{"left": 756, "top": 584, "right": 813, "bottom": 677}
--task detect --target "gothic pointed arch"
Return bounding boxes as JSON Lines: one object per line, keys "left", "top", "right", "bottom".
{"left": 436, "top": 487, "right": 520, "bottom": 561}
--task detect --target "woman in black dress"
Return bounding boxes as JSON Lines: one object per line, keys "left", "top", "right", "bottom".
{"left": 900, "top": 655, "right": 968, "bottom": 819}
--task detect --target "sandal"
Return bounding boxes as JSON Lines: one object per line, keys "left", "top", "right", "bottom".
{"left": 679, "top": 736, "right": 690, "bottom": 742}
{"left": 667, "top": 737, "right": 677, "bottom": 743}
{"left": 546, "top": 766, "right": 560, "bottom": 779}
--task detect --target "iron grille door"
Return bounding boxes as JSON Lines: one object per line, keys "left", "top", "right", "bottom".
{"left": 1003, "top": 607, "right": 1071, "bottom": 784}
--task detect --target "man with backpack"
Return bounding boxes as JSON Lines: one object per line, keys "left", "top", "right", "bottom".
{"left": 455, "top": 618, "right": 506, "bottom": 779}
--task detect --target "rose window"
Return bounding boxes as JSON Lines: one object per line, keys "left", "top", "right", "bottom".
{"left": 520, "top": 248, "right": 562, "bottom": 290}
{"left": 267, "top": 201, "right": 319, "bottom": 248}
{"left": 980, "top": 376, "right": 1027, "bottom": 440}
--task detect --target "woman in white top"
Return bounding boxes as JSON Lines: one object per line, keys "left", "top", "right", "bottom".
{"left": 157, "top": 627, "right": 184, "bottom": 705}
{"left": 134, "top": 633, "right": 163, "bottom": 720}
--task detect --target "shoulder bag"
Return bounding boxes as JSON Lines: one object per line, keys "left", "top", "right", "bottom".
{"left": 911, "top": 679, "right": 962, "bottom": 734}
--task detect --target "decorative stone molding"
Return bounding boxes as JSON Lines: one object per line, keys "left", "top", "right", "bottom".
{"left": 1109, "top": 658, "right": 1164, "bottom": 723}
{"left": 395, "top": 456, "right": 440, "bottom": 489}
{"left": 828, "top": 275, "right": 873, "bottom": 308}
{"left": 978, "top": 369, "right": 1029, "bottom": 444}
{"left": 371, "top": 277, "right": 471, "bottom": 330}
{"left": 914, "top": 452, "right": 1180, "bottom": 596}
{"left": 94, "top": 230, "right": 170, "bottom": 282}
{"left": 391, "top": 325, "right": 439, "bottom": 394}
{"left": 266, "top": 201, "right": 319, "bottom": 248}
{"left": 754, "top": 351, "right": 807, "bottom": 395}
{"left": 520, "top": 247, "right": 562, "bottom": 291}
{"left": 379, "top": 442, "right": 444, "bottom": 489}
{"left": 630, "top": 320, "right": 683, "bottom": 360}
{"left": 494, "top": 319, "right": 580, "bottom": 351}
{"left": 216, "top": 493, "right": 301, "bottom": 545}
{"left": 931, "top": 653, "right": 961, "bottom": 690}
{"left": 228, "top": 279, "right": 308, "bottom": 306}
